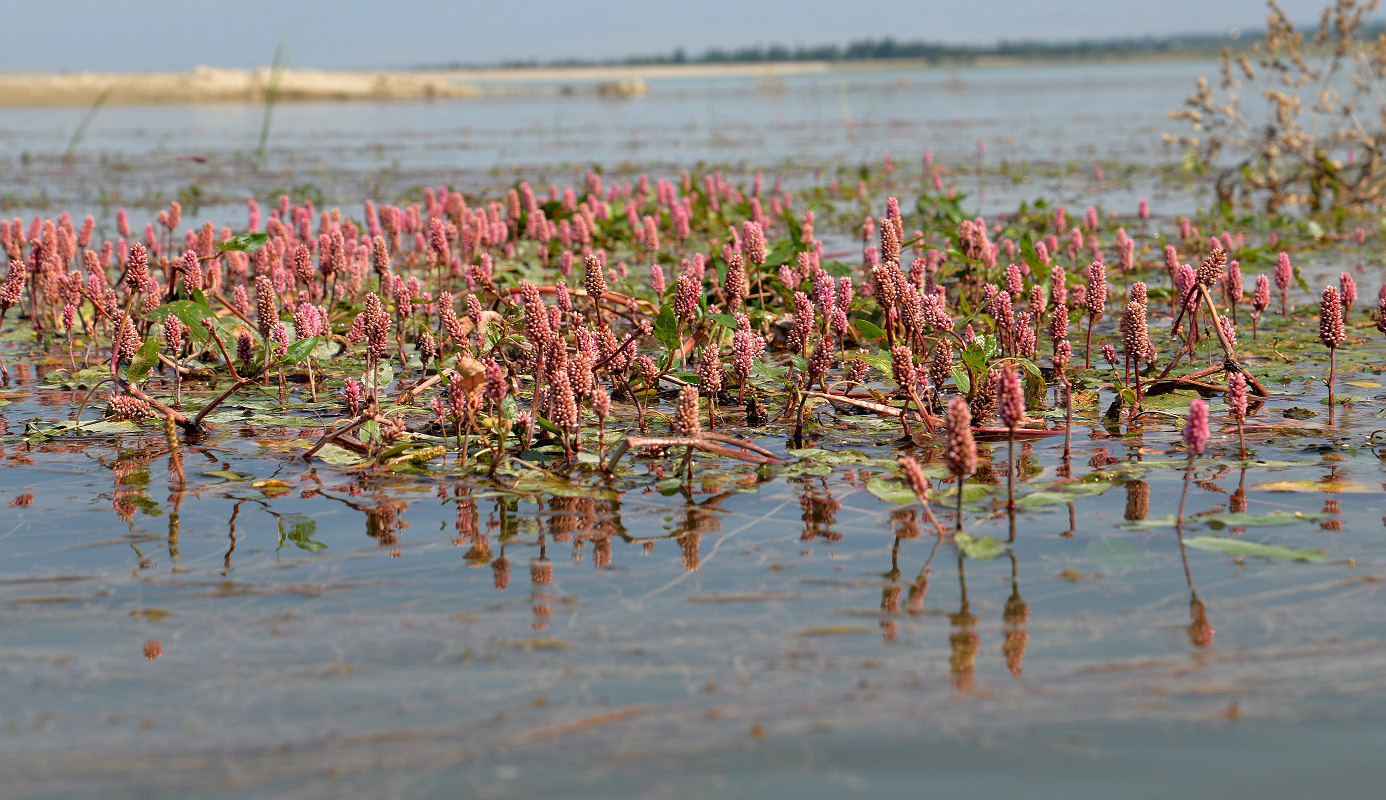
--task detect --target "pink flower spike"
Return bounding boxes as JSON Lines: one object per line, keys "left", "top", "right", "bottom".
{"left": 1184, "top": 398, "right": 1209, "bottom": 456}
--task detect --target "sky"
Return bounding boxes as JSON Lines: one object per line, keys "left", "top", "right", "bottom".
{"left": 3, "top": 0, "right": 1357, "bottom": 73}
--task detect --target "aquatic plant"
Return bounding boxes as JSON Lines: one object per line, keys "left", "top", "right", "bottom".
{"left": 943, "top": 396, "right": 977, "bottom": 531}
{"left": 1320, "top": 283, "right": 1347, "bottom": 413}
{"left": 1177, "top": 397, "right": 1210, "bottom": 529}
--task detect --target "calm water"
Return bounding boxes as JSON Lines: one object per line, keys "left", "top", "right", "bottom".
{"left": 3, "top": 60, "right": 1386, "bottom": 798}
{"left": 1, "top": 59, "right": 1203, "bottom": 229}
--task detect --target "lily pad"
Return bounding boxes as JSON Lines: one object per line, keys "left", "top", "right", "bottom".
{"left": 1204, "top": 511, "right": 1332, "bottom": 529}
{"left": 866, "top": 475, "right": 918, "bottom": 505}
{"left": 935, "top": 483, "right": 995, "bottom": 502}
{"left": 787, "top": 448, "right": 899, "bottom": 469}
{"left": 1182, "top": 536, "right": 1334, "bottom": 563}
{"left": 787, "top": 626, "right": 877, "bottom": 637}
{"left": 1086, "top": 538, "right": 1144, "bottom": 570}
{"left": 954, "top": 533, "right": 1005, "bottom": 561}
{"left": 1249, "top": 480, "right": 1372, "bottom": 493}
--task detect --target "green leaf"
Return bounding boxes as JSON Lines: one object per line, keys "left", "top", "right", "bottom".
{"left": 852, "top": 351, "right": 893, "bottom": 380}
{"left": 962, "top": 333, "right": 998, "bottom": 367}
{"left": 1182, "top": 536, "right": 1333, "bottom": 563}
{"left": 1204, "top": 511, "right": 1331, "bottom": 529}
{"left": 314, "top": 444, "right": 365, "bottom": 466}
{"left": 1086, "top": 538, "right": 1144, "bottom": 570}
{"left": 853, "top": 318, "right": 887, "bottom": 342}
{"left": 654, "top": 477, "right": 684, "bottom": 493}
{"left": 950, "top": 365, "right": 970, "bottom": 395}
{"left": 44, "top": 366, "right": 111, "bottom": 389}
{"left": 954, "top": 533, "right": 1004, "bottom": 561}
{"left": 935, "top": 483, "right": 994, "bottom": 502}
{"left": 125, "top": 338, "right": 161, "bottom": 385}
{"left": 218, "top": 232, "right": 270, "bottom": 254}
{"left": 788, "top": 448, "right": 899, "bottom": 469}
{"left": 149, "top": 298, "right": 216, "bottom": 330}
{"left": 706, "top": 312, "right": 738, "bottom": 331}
{"left": 30, "top": 419, "right": 141, "bottom": 437}
{"left": 1294, "top": 266, "right": 1310, "bottom": 293}
{"left": 285, "top": 336, "right": 321, "bottom": 364}
{"left": 762, "top": 240, "right": 797, "bottom": 269}
{"left": 653, "top": 304, "right": 678, "bottom": 352}
{"left": 1118, "top": 514, "right": 1180, "bottom": 530}
{"left": 534, "top": 414, "right": 565, "bottom": 438}
{"left": 360, "top": 362, "right": 394, "bottom": 389}
{"left": 866, "top": 475, "right": 918, "bottom": 504}
{"left": 1011, "top": 357, "right": 1041, "bottom": 378}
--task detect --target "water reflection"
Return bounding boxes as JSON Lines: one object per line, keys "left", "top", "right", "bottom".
{"left": 949, "top": 555, "right": 979, "bottom": 692}
{"left": 1125, "top": 478, "right": 1150, "bottom": 520}
{"left": 798, "top": 475, "right": 842, "bottom": 543}
{"left": 1177, "top": 530, "right": 1214, "bottom": 649}
{"left": 7, "top": 391, "right": 1378, "bottom": 735}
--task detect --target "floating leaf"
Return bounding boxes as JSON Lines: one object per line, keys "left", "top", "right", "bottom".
{"left": 1214, "top": 459, "right": 1318, "bottom": 469}
{"left": 253, "top": 479, "right": 291, "bottom": 497}
{"left": 1344, "top": 381, "right": 1382, "bottom": 389}
{"left": 788, "top": 448, "right": 898, "bottom": 469}
{"left": 866, "top": 475, "right": 917, "bottom": 504}
{"left": 44, "top": 366, "right": 112, "bottom": 389}
{"left": 1250, "top": 480, "right": 1371, "bottom": 493}
{"left": 954, "top": 533, "right": 1005, "bottom": 561}
{"left": 1014, "top": 490, "right": 1076, "bottom": 507}
{"left": 1204, "top": 511, "right": 1332, "bottom": 529}
{"left": 1086, "top": 538, "right": 1144, "bottom": 570}
{"left": 1119, "top": 514, "right": 1180, "bottom": 530}
{"left": 787, "top": 626, "right": 876, "bottom": 637}
{"left": 75, "top": 420, "right": 141, "bottom": 435}
{"left": 130, "top": 609, "right": 172, "bottom": 622}
{"left": 360, "top": 362, "right": 394, "bottom": 390}
{"left": 314, "top": 444, "right": 365, "bottom": 467}
{"left": 1183, "top": 536, "right": 1333, "bottom": 563}
{"left": 935, "top": 483, "right": 995, "bottom": 502}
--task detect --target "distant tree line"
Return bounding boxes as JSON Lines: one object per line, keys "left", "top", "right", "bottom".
{"left": 426, "top": 22, "right": 1385, "bottom": 71}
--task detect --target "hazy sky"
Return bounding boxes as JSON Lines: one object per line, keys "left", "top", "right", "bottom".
{"left": 5, "top": 0, "right": 1354, "bottom": 73}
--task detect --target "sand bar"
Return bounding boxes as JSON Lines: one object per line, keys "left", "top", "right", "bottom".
{"left": 0, "top": 62, "right": 835, "bottom": 107}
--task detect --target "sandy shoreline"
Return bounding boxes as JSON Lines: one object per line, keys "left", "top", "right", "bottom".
{"left": 0, "top": 53, "right": 1214, "bottom": 108}
{"left": 0, "top": 62, "right": 833, "bottom": 107}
